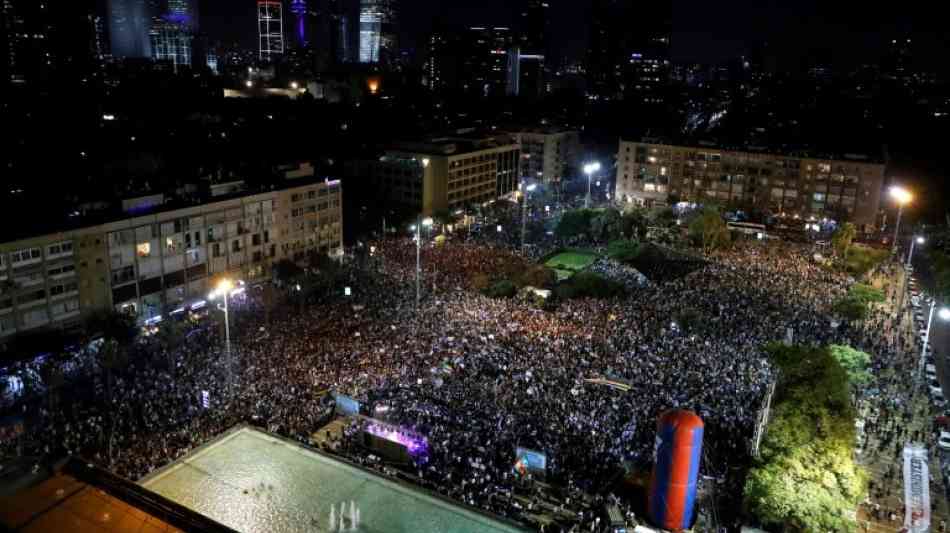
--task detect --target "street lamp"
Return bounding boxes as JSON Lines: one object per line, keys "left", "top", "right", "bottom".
{"left": 521, "top": 184, "right": 537, "bottom": 255}
{"left": 412, "top": 217, "right": 433, "bottom": 308}
{"left": 209, "top": 278, "right": 234, "bottom": 396}
{"left": 583, "top": 162, "right": 601, "bottom": 209}
{"left": 906, "top": 236, "right": 925, "bottom": 266}
{"left": 920, "top": 301, "right": 950, "bottom": 381}
{"left": 889, "top": 185, "right": 912, "bottom": 255}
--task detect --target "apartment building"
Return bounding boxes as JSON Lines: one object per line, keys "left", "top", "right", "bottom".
{"left": 361, "top": 133, "right": 521, "bottom": 215}
{"left": 0, "top": 178, "right": 342, "bottom": 339}
{"left": 507, "top": 128, "right": 580, "bottom": 186}
{"left": 616, "top": 140, "right": 885, "bottom": 229}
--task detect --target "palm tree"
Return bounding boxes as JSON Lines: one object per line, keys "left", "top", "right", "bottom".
{"left": 38, "top": 359, "right": 64, "bottom": 412}
{"left": 96, "top": 339, "right": 128, "bottom": 406}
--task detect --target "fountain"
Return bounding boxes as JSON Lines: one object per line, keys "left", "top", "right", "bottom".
{"left": 349, "top": 501, "right": 357, "bottom": 529}
{"left": 329, "top": 506, "right": 336, "bottom": 531}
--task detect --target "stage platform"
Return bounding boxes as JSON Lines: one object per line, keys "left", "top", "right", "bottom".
{"left": 140, "top": 425, "right": 525, "bottom": 533}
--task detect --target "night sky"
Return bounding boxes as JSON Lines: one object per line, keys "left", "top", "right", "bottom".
{"left": 200, "top": 0, "right": 950, "bottom": 72}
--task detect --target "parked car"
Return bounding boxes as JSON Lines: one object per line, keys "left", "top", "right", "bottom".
{"left": 939, "top": 431, "right": 950, "bottom": 451}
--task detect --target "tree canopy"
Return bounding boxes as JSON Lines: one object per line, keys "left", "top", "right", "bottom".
{"left": 606, "top": 240, "right": 642, "bottom": 264}
{"left": 688, "top": 207, "right": 730, "bottom": 254}
{"left": 831, "top": 223, "right": 857, "bottom": 257}
{"left": 828, "top": 344, "right": 872, "bottom": 387}
{"left": 744, "top": 344, "right": 866, "bottom": 532}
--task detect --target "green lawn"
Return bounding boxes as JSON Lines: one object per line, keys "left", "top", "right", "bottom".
{"left": 544, "top": 252, "right": 599, "bottom": 277}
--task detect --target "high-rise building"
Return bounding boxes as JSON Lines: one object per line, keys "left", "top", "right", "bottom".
{"left": 1, "top": 0, "right": 53, "bottom": 85}
{"left": 506, "top": 127, "right": 580, "bottom": 186}
{"left": 109, "top": 0, "right": 154, "bottom": 58}
{"left": 290, "top": 0, "right": 308, "bottom": 47}
{"left": 461, "top": 26, "right": 513, "bottom": 97}
{"left": 517, "top": 0, "right": 548, "bottom": 56}
{"left": 588, "top": 0, "right": 671, "bottom": 103}
{"left": 2, "top": 0, "right": 103, "bottom": 86}
{"left": 358, "top": 0, "right": 396, "bottom": 65}
{"left": 149, "top": 0, "right": 195, "bottom": 69}
{"left": 258, "top": 0, "right": 284, "bottom": 61}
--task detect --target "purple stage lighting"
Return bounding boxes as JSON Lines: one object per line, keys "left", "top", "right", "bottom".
{"left": 365, "top": 423, "right": 429, "bottom": 456}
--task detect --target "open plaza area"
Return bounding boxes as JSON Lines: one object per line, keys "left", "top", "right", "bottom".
{"left": 1, "top": 208, "right": 947, "bottom": 532}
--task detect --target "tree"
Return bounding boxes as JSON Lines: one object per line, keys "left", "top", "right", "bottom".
{"left": 745, "top": 344, "right": 867, "bottom": 532}
{"left": 85, "top": 310, "right": 137, "bottom": 347}
{"left": 688, "top": 207, "right": 730, "bottom": 255}
{"left": 518, "top": 265, "right": 557, "bottom": 289}
{"left": 590, "top": 208, "right": 623, "bottom": 242}
{"left": 156, "top": 319, "right": 187, "bottom": 373}
{"left": 831, "top": 223, "right": 857, "bottom": 258}
{"left": 607, "top": 240, "right": 641, "bottom": 264}
{"left": 96, "top": 339, "right": 128, "bottom": 406}
{"left": 38, "top": 359, "right": 64, "bottom": 411}
{"left": 832, "top": 296, "right": 869, "bottom": 322}
{"left": 620, "top": 208, "right": 649, "bottom": 241}
{"left": 848, "top": 284, "right": 884, "bottom": 305}
{"left": 469, "top": 272, "right": 491, "bottom": 292}
{"left": 555, "top": 272, "right": 625, "bottom": 300}
{"left": 828, "top": 345, "right": 872, "bottom": 387}
{"left": 483, "top": 280, "right": 518, "bottom": 298}
{"left": 273, "top": 258, "right": 304, "bottom": 285}
{"left": 555, "top": 209, "right": 596, "bottom": 239}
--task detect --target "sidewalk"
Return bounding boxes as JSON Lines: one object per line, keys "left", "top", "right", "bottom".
{"left": 856, "top": 266, "right": 949, "bottom": 531}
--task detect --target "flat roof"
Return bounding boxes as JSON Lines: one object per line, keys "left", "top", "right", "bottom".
{"left": 0, "top": 459, "right": 233, "bottom": 533}
{"left": 140, "top": 426, "right": 525, "bottom": 533}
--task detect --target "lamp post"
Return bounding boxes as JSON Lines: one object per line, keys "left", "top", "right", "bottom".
{"left": 906, "top": 236, "right": 924, "bottom": 267}
{"left": 583, "top": 162, "right": 601, "bottom": 209}
{"left": 919, "top": 302, "right": 950, "bottom": 382}
{"left": 210, "top": 279, "right": 234, "bottom": 396}
{"left": 521, "top": 183, "right": 537, "bottom": 255}
{"left": 889, "top": 186, "right": 912, "bottom": 255}
{"left": 411, "top": 216, "right": 433, "bottom": 308}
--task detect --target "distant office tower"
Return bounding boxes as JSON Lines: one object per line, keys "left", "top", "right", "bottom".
{"left": 463, "top": 27, "right": 513, "bottom": 97}
{"left": 290, "top": 0, "right": 307, "bottom": 46}
{"left": 258, "top": 0, "right": 284, "bottom": 61}
{"left": 109, "top": 0, "right": 154, "bottom": 58}
{"left": 588, "top": 0, "right": 670, "bottom": 103}
{"left": 518, "top": 0, "right": 548, "bottom": 56}
{"left": 150, "top": 0, "right": 194, "bottom": 68}
{"left": 358, "top": 0, "right": 396, "bottom": 65}
{"left": 1, "top": 0, "right": 54, "bottom": 85}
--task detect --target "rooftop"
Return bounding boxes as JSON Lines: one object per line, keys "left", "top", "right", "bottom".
{"left": 140, "top": 426, "right": 525, "bottom": 533}
{"left": 390, "top": 130, "right": 518, "bottom": 156}
{"left": 0, "top": 458, "right": 234, "bottom": 533}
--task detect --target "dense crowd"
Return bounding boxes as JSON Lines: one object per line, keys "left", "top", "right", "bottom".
{"left": 1, "top": 233, "right": 882, "bottom": 530}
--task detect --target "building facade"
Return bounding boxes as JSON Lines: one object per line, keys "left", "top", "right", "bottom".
{"left": 0, "top": 179, "right": 342, "bottom": 339}
{"left": 587, "top": 0, "right": 670, "bottom": 102}
{"left": 258, "top": 0, "right": 284, "bottom": 61}
{"left": 616, "top": 140, "right": 885, "bottom": 228}
{"left": 358, "top": 0, "right": 396, "bottom": 65}
{"left": 359, "top": 134, "right": 520, "bottom": 215}
{"left": 508, "top": 128, "right": 579, "bottom": 186}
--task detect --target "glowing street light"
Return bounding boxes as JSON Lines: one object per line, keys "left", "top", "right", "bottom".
{"left": 583, "top": 162, "right": 601, "bottom": 209}
{"left": 521, "top": 183, "right": 537, "bottom": 255}
{"left": 209, "top": 278, "right": 235, "bottom": 396}
{"left": 889, "top": 185, "right": 912, "bottom": 255}
{"left": 245, "top": 80, "right": 253, "bottom": 89}
{"left": 920, "top": 301, "right": 950, "bottom": 381}
{"left": 290, "top": 81, "right": 299, "bottom": 90}
{"left": 414, "top": 216, "right": 434, "bottom": 307}
{"left": 906, "top": 236, "right": 925, "bottom": 266}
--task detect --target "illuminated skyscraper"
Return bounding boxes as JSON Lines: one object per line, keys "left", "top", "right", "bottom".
{"left": 109, "top": 0, "right": 154, "bottom": 58}
{"left": 258, "top": 0, "right": 284, "bottom": 61}
{"left": 149, "top": 0, "right": 194, "bottom": 69}
{"left": 358, "top": 0, "right": 396, "bottom": 65}
{"left": 290, "top": 0, "right": 307, "bottom": 47}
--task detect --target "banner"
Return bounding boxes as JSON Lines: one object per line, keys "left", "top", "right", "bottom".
{"left": 903, "top": 444, "right": 930, "bottom": 532}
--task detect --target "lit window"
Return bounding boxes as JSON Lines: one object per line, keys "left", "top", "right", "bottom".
{"left": 136, "top": 243, "right": 151, "bottom": 257}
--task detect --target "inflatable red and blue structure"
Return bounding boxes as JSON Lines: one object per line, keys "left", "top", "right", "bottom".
{"left": 648, "top": 409, "right": 704, "bottom": 531}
